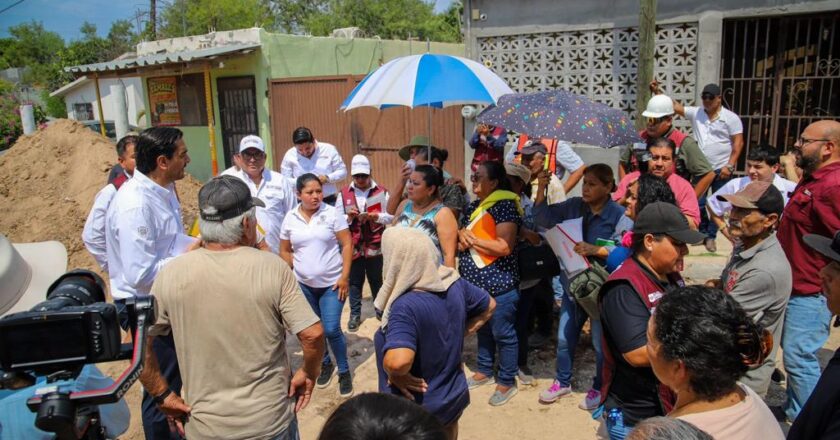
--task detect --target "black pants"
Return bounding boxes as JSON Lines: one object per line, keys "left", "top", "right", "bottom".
{"left": 349, "top": 255, "right": 384, "bottom": 318}
{"left": 515, "top": 278, "right": 551, "bottom": 367}
{"left": 531, "top": 278, "right": 554, "bottom": 337}
{"left": 116, "top": 300, "right": 183, "bottom": 440}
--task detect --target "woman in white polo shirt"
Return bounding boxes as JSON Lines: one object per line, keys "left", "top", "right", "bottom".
{"left": 280, "top": 173, "right": 354, "bottom": 397}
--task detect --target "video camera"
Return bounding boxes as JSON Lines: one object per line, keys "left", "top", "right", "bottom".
{"left": 0, "top": 269, "right": 155, "bottom": 440}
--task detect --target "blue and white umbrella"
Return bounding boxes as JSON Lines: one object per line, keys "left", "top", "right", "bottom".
{"left": 340, "top": 54, "right": 513, "bottom": 110}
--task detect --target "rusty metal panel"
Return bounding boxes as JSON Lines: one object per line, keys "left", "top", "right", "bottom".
{"left": 269, "top": 75, "right": 465, "bottom": 194}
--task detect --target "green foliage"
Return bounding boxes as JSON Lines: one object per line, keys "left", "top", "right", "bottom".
{"left": 0, "top": 93, "right": 46, "bottom": 151}
{"left": 159, "top": 0, "right": 275, "bottom": 38}
{"left": 0, "top": 79, "right": 14, "bottom": 96}
{"left": 41, "top": 89, "right": 67, "bottom": 118}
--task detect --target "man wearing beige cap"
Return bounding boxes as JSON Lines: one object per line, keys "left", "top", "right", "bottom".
{"left": 705, "top": 181, "right": 790, "bottom": 397}
{"left": 222, "top": 135, "right": 297, "bottom": 254}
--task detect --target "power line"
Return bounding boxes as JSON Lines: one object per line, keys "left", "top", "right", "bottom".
{"left": 0, "top": 0, "right": 28, "bottom": 15}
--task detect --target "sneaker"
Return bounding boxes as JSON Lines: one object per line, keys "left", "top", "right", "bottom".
{"left": 539, "top": 380, "right": 572, "bottom": 404}
{"left": 348, "top": 315, "right": 361, "bottom": 332}
{"left": 316, "top": 363, "right": 335, "bottom": 389}
{"left": 338, "top": 372, "right": 354, "bottom": 398}
{"left": 578, "top": 388, "right": 601, "bottom": 410}
{"left": 517, "top": 367, "right": 535, "bottom": 386}
{"left": 704, "top": 238, "right": 717, "bottom": 253}
{"left": 528, "top": 333, "right": 550, "bottom": 349}
{"left": 467, "top": 374, "right": 495, "bottom": 390}
{"left": 489, "top": 385, "right": 518, "bottom": 406}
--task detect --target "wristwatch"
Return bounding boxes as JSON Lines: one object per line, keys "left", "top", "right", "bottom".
{"left": 153, "top": 388, "right": 172, "bottom": 405}
{"left": 725, "top": 164, "right": 735, "bottom": 173}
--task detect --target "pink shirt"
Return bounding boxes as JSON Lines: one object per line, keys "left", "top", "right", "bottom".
{"left": 613, "top": 171, "right": 701, "bottom": 226}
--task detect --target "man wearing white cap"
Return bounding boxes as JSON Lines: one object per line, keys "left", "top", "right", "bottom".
{"left": 0, "top": 235, "right": 130, "bottom": 439}
{"left": 335, "top": 154, "right": 392, "bottom": 331}
{"left": 222, "top": 135, "right": 297, "bottom": 254}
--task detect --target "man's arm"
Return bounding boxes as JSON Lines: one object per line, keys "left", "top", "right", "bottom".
{"left": 279, "top": 239, "right": 294, "bottom": 267}
{"left": 650, "top": 80, "right": 685, "bottom": 117}
{"left": 387, "top": 164, "right": 411, "bottom": 216}
{"left": 466, "top": 296, "right": 496, "bottom": 335}
{"left": 139, "top": 334, "right": 191, "bottom": 434}
{"left": 118, "top": 207, "right": 172, "bottom": 293}
{"left": 327, "top": 148, "right": 347, "bottom": 183}
{"left": 290, "top": 322, "right": 325, "bottom": 412}
{"left": 280, "top": 152, "right": 294, "bottom": 178}
{"left": 693, "top": 170, "right": 715, "bottom": 199}
{"left": 563, "top": 166, "right": 585, "bottom": 195}
{"left": 721, "top": 133, "right": 745, "bottom": 180}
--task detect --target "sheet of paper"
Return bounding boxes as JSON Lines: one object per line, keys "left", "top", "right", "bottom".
{"left": 543, "top": 222, "right": 589, "bottom": 277}
{"left": 558, "top": 217, "right": 584, "bottom": 242}
{"left": 172, "top": 233, "right": 198, "bottom": 255}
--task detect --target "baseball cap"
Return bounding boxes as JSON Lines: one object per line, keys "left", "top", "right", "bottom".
{"left": 0, "top": 234, "right": 67, "bottom": 317}
{"left": 239, "top": 135, "right": 265, "bottom": 153}
{"left": 716, "top": 181, "right": 784, "bottom": 216}
{"left": 634, "top": 202, "right": 706, "bottom": 245}
{"left": 505, "top": 162, "right": 532, "bottom": 184}
{"left": 351, "top": 154, "right": 371, "bottom": 176}
{"left": 515, "top": 140, "right": 548, "bottom": 156}
{"left": 199, "top": 175, "right": 265, "bottom": 222}
{"left": 702, "top": 83, "right": 721, "bottom": 97}
{"left": 804, "top": 231, "right": 840, "bottom": 265}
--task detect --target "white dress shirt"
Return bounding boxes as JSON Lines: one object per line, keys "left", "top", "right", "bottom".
{"left": 333, "top": 180, "right": 393, "bottom": 225}
{"left": 83, "top": 183, "right": 118, "bottom": 271}
{"left": 279, "top": 203, "right": 348, "bottom": 288}
{"left": 280, "top": 142, "right": 347, "bottom": 197}
{"left": 684, "top": 106, "right": 744, "bottom": 170}
{"left": 707, "top": 174, "right": 798, "bottom": 216}
{"left": 105, "top": 170, "right": 195, "bottom": 299}
{"left": 221, "top": 166, "right": 297, "bottom": 253}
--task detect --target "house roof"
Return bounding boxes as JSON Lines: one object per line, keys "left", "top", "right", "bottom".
{"left": 50, "top": 76, "right": 90, "bottom": 97}
{"left": 64, "top": 43, "right": 261, "bottom": 75}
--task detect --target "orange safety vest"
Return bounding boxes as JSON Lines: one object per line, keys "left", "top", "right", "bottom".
{"left": 516, "top": 135, "right": 558, "bottom": 174}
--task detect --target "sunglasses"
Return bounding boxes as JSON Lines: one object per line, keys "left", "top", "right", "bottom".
{"left": 646, "top": 116, "right": 668, "bottom": 125}
{"left": 353, "top": 174, "right": 370, "bottom": 179}
{"left": 241, "top": 150, "right": 266, "bottom": 160}
{"left": 701, "top": 94, "right": 717, "bottom": 100}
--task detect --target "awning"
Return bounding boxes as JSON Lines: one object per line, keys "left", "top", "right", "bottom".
{"left": 65, "top": 43, "right": 261, "bottom": 75}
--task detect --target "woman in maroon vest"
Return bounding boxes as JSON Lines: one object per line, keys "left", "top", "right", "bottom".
{"left": 597, "top": 202, "right": 705, "bottom": 439}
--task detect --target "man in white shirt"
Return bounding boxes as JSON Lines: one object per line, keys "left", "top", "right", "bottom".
{"left": 82, "top": 134, "right": 137, "bottom": 271}
{"left": 335, "top": 155, "right": 392, "bottom": 331}
{"left": 281, "top": 126, "right": 347, "bottom": 205}
{"left": 708, "top": 144, "right": 798, "bottom": 244}
{"left": 222, "top": 135, "right": 297, "bottom": 254}
{"left": 655, "top": 81, "right": 745, "bottom": 252}
{"left": 104, "top": 126, "right": 197, "bottom": 440}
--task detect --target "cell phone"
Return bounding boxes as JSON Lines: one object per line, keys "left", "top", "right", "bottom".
{"left": 406, "top": 159, "right": 416, "bottom": 171}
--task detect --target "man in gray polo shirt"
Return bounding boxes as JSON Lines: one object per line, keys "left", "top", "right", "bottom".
{"left": 705, "top": 180, "right": 791, "bottom": 397}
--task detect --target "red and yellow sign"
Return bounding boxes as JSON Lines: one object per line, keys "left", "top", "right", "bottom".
{"left": 148, "top": 77, "right": 181, "bottom": 126}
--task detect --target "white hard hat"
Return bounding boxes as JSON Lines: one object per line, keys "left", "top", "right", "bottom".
{"left": 642, "top": 95, "right": 675, "bottom": 118}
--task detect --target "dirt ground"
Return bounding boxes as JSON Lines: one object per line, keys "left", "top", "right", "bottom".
{"left": 2, "top": 123, "right": 837, "bottom": 439}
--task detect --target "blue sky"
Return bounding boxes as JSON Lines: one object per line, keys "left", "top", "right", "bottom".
{"left": 0, "top": 0, "right": 456, "bottom": 41}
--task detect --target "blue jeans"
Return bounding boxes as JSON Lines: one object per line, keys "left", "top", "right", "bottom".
{"left": 477, "top": 289, "right": 519, "bottom": 387}
{"left": 698, "top": 169, "right": 730, "bottom": 240}
{"left": 299, "top": 283, "right": 350, "bottom": 374}
{"left": 270, "top": 417, "right": 299, "bottom": 440}
{"left": 555, "top": 285, "right": 603, "bottom": 389}
{"left": 782, "top": 294, "right": 831, "bottom": 420}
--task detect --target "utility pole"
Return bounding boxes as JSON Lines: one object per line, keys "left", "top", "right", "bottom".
{"left": 635, "top": 0, "right": 656, "bottom": 130}
{"left": 149, "top": 0, "right": 157, "bottom": 40}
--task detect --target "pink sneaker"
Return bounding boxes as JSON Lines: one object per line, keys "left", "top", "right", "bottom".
{"left": 579, "top": 388, "right": 601, "bottom": 410}
{"left": 538, "top": 380, "right": 571, "bottom": 403}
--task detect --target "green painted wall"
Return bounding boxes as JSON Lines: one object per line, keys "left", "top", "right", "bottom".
{"left": 143, "top": 31, "right": 463, "bottom": 182}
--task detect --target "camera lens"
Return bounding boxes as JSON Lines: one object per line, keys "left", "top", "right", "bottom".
{"left": 32, "top": 270, "right": 106, "bottom": 311}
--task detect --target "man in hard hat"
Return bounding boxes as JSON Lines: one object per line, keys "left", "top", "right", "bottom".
{"left": 619, "top": 94, "right": 715, "bottom": 202}
{"left": 651, "top": 81, "right": 744, "bottom": 253}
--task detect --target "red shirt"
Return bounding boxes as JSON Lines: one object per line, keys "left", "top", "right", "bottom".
{"left": 778, "top": 161, "right": 840, "bottom": 295}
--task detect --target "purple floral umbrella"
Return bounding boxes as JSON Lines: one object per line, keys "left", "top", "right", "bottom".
{"left": 476, "top": 90, "right": 639, "bottom": 147}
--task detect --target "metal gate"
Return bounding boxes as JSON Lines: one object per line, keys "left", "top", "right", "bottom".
{"left": 217, "top": 76, "right": 258, "bottom": 168}
{"left": 720, "top": 12, "right": 840, "bottom": 167}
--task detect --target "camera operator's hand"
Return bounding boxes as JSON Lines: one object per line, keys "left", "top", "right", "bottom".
{"left": 289, "top": 369, "right": 315, "bottom": 413}
{"left": 159, "top": 393, "right": 191, "bottom": 436}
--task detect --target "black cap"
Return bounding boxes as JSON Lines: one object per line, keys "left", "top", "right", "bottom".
{"left": 199, "top": 175, "right": 265, "bottom": 222}
{"left": 716, "top": 180, "right": 784, "bottom": 216}
{"left": 634, "top": 202, "right": 706, "bottom": 245}
{"left": 804, "top": 231, "right": 840, "bottom": 264}
{"left": 702, "top": 83, "right": 721, "bottom": 96}
{"left": 515, "top": 141, "right": 548, "bottom": 156}
{"left": 292, "top": 127, "right": 314, "bottom": 145}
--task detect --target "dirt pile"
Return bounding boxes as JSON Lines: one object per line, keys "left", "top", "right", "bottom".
{"left": 0, "top": 119, "right": 203, "bottom": 273}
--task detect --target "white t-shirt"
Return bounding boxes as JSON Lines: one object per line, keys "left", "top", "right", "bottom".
{"left": 678, "top": 384, "right": 785, "bottom": 440}
{"left": 280, "top": 142, "right": 347, "bottom": 197}
{"left": 684, "top": 106, "right": 744, "bottom": 170}
{"left": 707, "top": 174, "right": 798, "bottom": 217}
{"left": 279, "top": 203, "right": 348, "bottom": 288}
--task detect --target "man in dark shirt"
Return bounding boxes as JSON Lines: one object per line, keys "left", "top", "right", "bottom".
{"left": 789, "top": 231, "right": 840, "bottom": 440}
{"left": 777, "top": 120, "right": 840, "bottom": 421}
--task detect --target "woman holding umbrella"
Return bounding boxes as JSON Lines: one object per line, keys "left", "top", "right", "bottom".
{"left": 459, "top": 161, "right": 522, "bottom": 406}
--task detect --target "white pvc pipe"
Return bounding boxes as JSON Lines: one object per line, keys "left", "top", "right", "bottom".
{"left": 111, "top": 83, "right": 129, "bottom": 140}
{"left": 20, "top": 104, "right": 35, "bottom": 135}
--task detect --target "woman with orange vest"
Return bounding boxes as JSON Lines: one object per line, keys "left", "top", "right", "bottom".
{"left": 336, "top": 155, "right": 393, "bottom": 332}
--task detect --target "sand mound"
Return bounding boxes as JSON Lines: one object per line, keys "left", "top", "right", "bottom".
{"left": 0, "top": 119, "right": 203, "bottom": 274}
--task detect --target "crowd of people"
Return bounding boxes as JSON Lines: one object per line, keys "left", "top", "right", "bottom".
{"left": 0, "top": 80, "right": 837, "bottom": 440}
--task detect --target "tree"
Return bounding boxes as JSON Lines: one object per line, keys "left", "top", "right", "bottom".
{"left": 159, "top": 0, "right": 275, "bottom": 38}
{"left": 0, "top": 21, "right": 64, "bottom": 84}
{"left": 106, "top": 20, "right": 140, "bottom": 59}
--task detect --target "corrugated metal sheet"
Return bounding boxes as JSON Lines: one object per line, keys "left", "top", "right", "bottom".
{"left": 269, "top": 76, "right": 465, "bottom": 194}
{"left": 65, "top": 44, "right": 261, "bottom": 74}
